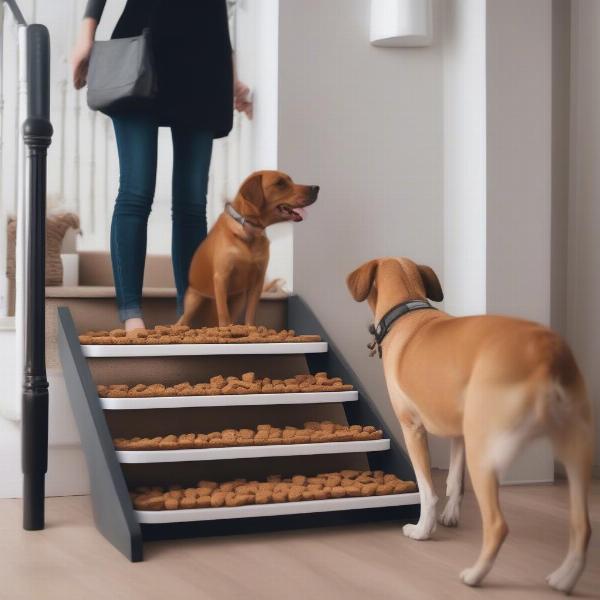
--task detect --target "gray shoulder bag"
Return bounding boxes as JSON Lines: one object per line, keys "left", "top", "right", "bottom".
{"left": 87, "top": 28, "right": 157, "bottom": 114}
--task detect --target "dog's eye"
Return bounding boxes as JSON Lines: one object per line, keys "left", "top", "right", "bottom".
{"left": 276, "top": 178, "right": 287, "bottom": 188}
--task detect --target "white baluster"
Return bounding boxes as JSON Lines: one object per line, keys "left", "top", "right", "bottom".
{"left": 217, "top": 139, "right": 229, "bottom": 219}
{"left": 206, "top": 143, "right": 218, "bottom": 228}
{"left": 71, "top": 0, "right": 81, "bottom": 219}
{"left": 57, "top": 74, "right": 67, "bottom": 202}
{"left": 103, "top": 116, "right": 112, "bottom": 248}
{"left": 14, "top": 22, "right": 29, "bottom": 421}
{"left": 240, "top": 105, "right": 252, "bottom": 178}
{"left": 0, "top": 10, "right": 22, "bottom": 317}
{"left": 207, "top": 141, "right": 224, "bottom": 228}
{"left": 227, "top": 111, "right": 241, "bottom": 199}
{"left": 88, "top": 108, "right": 97, "bottom": 241}
{"left": 0, "top": 3, "right": 7, "bottom": 315}
{"left": 73, "top": 86, "right": 81, "bottom": 216}
{"left": 207, "top": 0, "right": 243, "bottom": 227}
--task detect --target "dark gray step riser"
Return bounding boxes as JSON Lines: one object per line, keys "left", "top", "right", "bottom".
{"left": 122, "top": 453, "right": 372, "bottom": 491}
{"left": 105, "top": 404, "right": 353, "bottom": 441}
{"left": 87, "top": 354, "right": 309, "bottom": 386}
{"left": 48, "top": 296, "right": 287, "bottom": 333}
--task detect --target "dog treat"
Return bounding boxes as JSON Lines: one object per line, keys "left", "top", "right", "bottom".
{"left": 113, "top": 420, "right": 384, "bottom": 451}
{"left": 97, "top": 372, "right": 353, "bottom": 398}
{"left": 130, "top": 470, "right": 416, "bottom": 512}
{"left": 79, "top": 324, "right": 322, "bottom": 345}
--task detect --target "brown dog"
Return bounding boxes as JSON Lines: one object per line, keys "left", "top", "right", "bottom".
{"left": 178, "top": 170, "right": 318, "bottom": 327}
{"left": 347, "top": 257, "right": 593, "bottom": 593}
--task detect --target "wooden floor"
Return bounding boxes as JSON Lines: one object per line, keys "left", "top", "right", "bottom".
{"left": 1, "top": 472, "right": 598, "bottom": 600}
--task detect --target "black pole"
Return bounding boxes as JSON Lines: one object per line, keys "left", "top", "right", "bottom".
{"left": 21, "top": 24, "right": 52, "bottom": 531}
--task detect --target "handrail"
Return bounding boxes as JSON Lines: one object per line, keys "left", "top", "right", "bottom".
{"left": 3, "top": 0, "right": 26, "bottom": 25}
{"left": 2, "top": 0, "right": 53, "bottom": 531}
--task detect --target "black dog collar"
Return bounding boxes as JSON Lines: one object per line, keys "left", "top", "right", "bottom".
{"left": 368, "top": 300, "right": 435, "bottom": 358}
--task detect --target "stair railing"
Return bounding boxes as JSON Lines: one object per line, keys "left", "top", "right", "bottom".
{"left": 1, "top": 0, "right": 53, "bottom": 530}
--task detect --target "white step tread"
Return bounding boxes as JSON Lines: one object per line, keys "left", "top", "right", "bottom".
{"left": 82, "top": 341, "right": 328, "bottom": 357}
{"left": 101, "top": 390, "right": 358, "bottom": 410}
{"left": 116, "top": 439, "right": 390, "bottom": 463}
{"left": 135, "top": 492, "right": 420, "bottom": 524}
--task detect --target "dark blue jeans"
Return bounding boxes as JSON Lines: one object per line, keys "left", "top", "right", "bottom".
{"left": 111, "top": 113, "right": 213, "bottom": 321}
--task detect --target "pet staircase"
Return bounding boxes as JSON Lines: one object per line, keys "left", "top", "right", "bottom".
{"left": 57, "top": 295, "right": 419, "bottom": 561}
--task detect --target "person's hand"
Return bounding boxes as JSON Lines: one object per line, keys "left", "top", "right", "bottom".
{"left": 71, "top": 26, "right": 94, "bottom": 89}
{"left": 234, "top": 80, "right": 253, "bottom": 119}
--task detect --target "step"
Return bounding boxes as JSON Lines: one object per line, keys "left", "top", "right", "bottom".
{"left": 100, "top": 390, "right": 359, "bottom": 410}
{"left": 57, "top": 302, "right": 419, "bottom": 562}
{"left": 135, "top": 492, "right": 421, "bottom": 524}
{"left": 81, "top": 341, "right": 328, "bottom": 358}
{"left": 116, "top": 439, "right": 390, "bottom": 463}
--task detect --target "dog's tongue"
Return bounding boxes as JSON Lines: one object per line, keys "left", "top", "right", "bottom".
{"left": 292, "top": 207, "right": 307, "bottom": 221}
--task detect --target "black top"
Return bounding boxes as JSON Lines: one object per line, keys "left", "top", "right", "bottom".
{"left": 84, "top": 0, "right": 234, "bottom": 137}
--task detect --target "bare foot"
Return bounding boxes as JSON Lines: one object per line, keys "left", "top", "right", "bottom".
{"left": 124, "top": 317, "right": 145, "bottom": 333}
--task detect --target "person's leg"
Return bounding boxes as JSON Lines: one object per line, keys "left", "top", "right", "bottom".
{"left": 170, "top": 127, "right": 213, "bottom": 315}
{"left": 110, "top": 113, "right": 159, "bottom": 327}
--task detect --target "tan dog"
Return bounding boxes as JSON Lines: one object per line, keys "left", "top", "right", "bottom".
{"left": 178, "top": 170, "right": 318, "bottom": 327}
{"left": 347, "top": 257, "right": 593, "bottom": 594}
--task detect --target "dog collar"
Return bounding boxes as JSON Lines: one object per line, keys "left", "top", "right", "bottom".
{"left": 225, "top": 202, "right": 264, "bottom": 232}
{"left": 368, "top": 300, "right": 436, "bottom": 358}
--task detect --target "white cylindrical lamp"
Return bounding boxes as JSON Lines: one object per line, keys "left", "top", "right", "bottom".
{"left": 370, "top": 0, "right": 433, "bottom": 47}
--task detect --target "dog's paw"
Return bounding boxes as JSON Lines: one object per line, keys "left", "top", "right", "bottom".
{"left": 438, "top": 501, "right": 460, "bottom": 527}
{"left": 402, "top": 522, "right": 435, "bottom": 541}
{"left": 460, "top": 566, "right": 484, "bottom": 587}
{"left": 546, "top": 556, "right": 585, "bottom": 595}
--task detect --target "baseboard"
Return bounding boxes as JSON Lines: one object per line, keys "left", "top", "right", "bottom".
{"left": 0, "top": 417, "right": 22, "bottom": 498}
{"left": 556, "top": 461, "right": 600, "bottom": 480}
{"left": 0, "top": 443, "right": 89, "bottom": 499}
{"left": 499, "top": 438, "right": 554, "bottom": 485}
{"left": 498, "top": 478, "right": 554, "bottom": 486}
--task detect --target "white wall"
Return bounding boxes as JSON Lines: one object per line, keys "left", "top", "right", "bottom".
{"left": 281, "top": 0, "right": 556, "bottom": 482}
{"left": 568, "top": 0, "right": 600, "bottom": 471}
{"left": 280, "top": 0, "right": 445, "bottom": 459}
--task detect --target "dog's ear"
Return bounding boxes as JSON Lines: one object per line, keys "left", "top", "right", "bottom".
{"left": 417, "top": 264, "right": 444, "bottom": 302}
{"left": 238, "top": 173, "right": 265, "bottom": 217}
{"left": 346, "top": 260, "right": 378, "bottom": 302}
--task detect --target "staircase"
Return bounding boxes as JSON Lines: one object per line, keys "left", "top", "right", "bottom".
{"left": 57, "top": 294, "right": 419, "bottom": 562}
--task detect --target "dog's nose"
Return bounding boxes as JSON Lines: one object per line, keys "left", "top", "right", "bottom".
{"left": 310, "top": 185, "right": 320, "bottom": 200}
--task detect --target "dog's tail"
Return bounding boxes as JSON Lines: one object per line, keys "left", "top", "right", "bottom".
{"left": 537, "top": 379, "right": 576, "bottom": 429}
{"left": 533, "top": 336, "right": 592, "bottom": 433}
